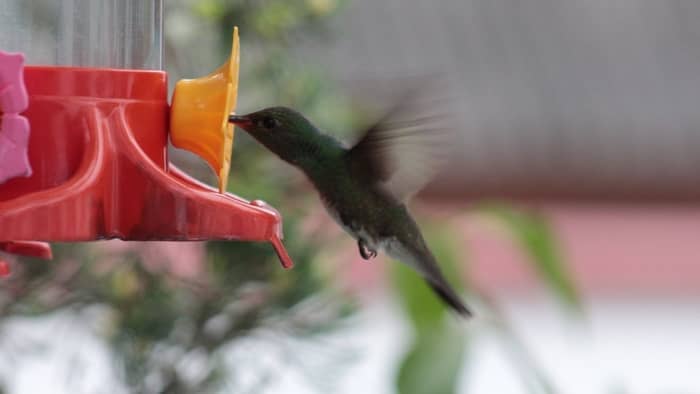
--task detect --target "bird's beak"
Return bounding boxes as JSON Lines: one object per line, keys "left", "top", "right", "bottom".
{"left": 228, "top": 114, "right": 252, "bottom": 128}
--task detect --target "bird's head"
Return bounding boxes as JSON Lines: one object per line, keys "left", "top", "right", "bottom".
{"left": 229, "top": 106, "right": 331, "bottom": 166}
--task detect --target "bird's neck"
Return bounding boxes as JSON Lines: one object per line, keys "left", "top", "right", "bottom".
{"left": 291, "top": 134, "right": 347, "bottom": 178}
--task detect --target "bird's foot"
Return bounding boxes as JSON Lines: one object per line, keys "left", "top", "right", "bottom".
{"left": 358, "top": 240, "right": 377, "bottom": 260}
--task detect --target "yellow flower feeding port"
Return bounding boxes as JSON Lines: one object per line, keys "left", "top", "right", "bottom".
{"left": 170, "top": 27, "right": 240, "bottom": 192}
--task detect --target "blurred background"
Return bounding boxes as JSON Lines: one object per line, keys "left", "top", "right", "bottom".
{"left": 2, "top": 0, "right": 700, "bottom": 393}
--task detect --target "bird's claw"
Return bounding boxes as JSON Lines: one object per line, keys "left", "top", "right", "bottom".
{"left": 358, "top": 240, "right": 377, "bottom": 260}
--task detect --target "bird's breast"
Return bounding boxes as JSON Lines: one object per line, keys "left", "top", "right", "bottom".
{"left": 320, "top": 197, "right": 381, "bottom": 246}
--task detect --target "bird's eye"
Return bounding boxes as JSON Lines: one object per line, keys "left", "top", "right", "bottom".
{"left": 261, "top": 116, "right": 279, "bottom": 129}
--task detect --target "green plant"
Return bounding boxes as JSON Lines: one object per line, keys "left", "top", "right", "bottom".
{"left": 392, "top": 204, "right": 583, "bottom": 394}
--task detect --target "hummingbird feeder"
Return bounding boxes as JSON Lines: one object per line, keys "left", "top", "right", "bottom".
{"left": 0, "top": 1, "right": 294, "bottom": 275}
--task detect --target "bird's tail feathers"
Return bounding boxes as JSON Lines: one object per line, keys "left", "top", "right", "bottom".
{"left": 427, "top": 278, "right": 472, "bottom": 318}
{"left": 387, "top": 239, "right": 472, "bottom": 318}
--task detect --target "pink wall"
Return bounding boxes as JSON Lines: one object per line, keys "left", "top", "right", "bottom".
{"left": 467, "top": 204, "right": 700, "bottom": 296}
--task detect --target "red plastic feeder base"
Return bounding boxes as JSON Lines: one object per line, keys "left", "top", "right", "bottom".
{"left": 0, "top": 66, "right": 293, "bottom": 269}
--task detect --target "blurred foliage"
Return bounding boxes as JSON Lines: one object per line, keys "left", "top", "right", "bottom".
{"left": 480, "top": 203, "right": 581, "bottom": 310}
{"left": 391, "top": 206, "right": 581, "bottom": 394}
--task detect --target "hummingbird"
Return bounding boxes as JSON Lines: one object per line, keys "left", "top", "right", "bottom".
{"left": 229, "top": 93, "right": 471, "bottom": 317}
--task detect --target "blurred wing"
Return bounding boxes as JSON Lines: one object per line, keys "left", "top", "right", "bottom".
{"left": 347, "top": 78, "right": 456, "bottom": 201}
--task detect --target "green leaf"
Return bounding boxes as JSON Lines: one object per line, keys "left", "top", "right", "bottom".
{"left": 396, "top": 325, "right": 468, "bottom": 394}
{"left": 193, "top": 0, "right": 226, "bottom": 19}
{"left": 482, "top": 203, "right": 581, "bottom": 310}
